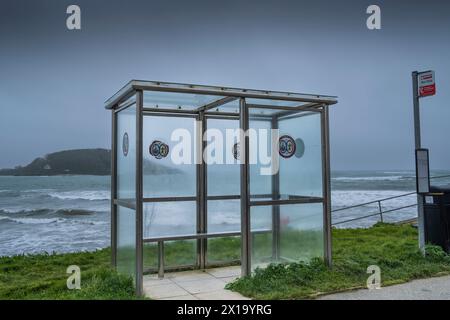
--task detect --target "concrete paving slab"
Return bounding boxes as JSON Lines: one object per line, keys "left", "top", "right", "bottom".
{"left": 170, "top": 271, "right": 216, "bottom": 283}
{"left": 143, "top": 266, "right": 249, "bottom": 300}
{"left": 144, "top": 283, "right": 189, "bottom": 299}
{"left": 206, "top": 266, "right": 241, "bottom": 278}
{"left": 195, "top": 290, "right": 251, "bottom": 300}
{"left": 161, "top": 294, "right": 199, "bottom": 300}
{"left": 318, "top": 275, "right": 450, "bottom": 300}
{"left": 218, "top": 276, "right": 240, "bottom": 284}
{"left": 143, "top": 275, "right": 172, "bottom": 286}
{"left": 177, "top": 278, "right": 227, "bottom": 295}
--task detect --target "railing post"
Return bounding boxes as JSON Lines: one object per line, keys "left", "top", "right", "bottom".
{"left": 378, "top": 201, "right": 383, "bottom": 223}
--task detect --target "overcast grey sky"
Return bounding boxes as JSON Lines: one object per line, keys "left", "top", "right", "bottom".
{"left": 0, "top": 0, "right": 449, "bottom": 170}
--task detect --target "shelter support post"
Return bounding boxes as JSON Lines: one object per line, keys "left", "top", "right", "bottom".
{"left": 111, "top": 110, "right": 117, "bottom": 267}
{"left": 135, "top": 90, "right": 144, "bottom": 295}
{"left": 271, "top": 117, "right": 281, "bottom": 261}
{"left": 321, "top": 105, "right": 332, "bottom": 267}
{"left": 240, "top": 98, "right": 251, "bottom": 276}
{"left": 197, "top": 111, "right": 208, "bottom": 269}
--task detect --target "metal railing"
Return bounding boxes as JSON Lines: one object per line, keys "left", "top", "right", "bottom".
{"left": 331, "top": 192, "right": 416, "bottom": 226}
{"left": 331, "top": 174, "right": 450, "bottom": 226}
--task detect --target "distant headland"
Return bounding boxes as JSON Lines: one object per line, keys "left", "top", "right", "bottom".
{"left": 0, "top": 148, "right": 180, "bottom": 176}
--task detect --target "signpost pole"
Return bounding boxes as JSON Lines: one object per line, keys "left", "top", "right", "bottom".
{"left": 412, "top": 71, "right": 425, "bottom": 253}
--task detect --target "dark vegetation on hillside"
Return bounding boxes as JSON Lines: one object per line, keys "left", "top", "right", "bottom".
{"left": 0, "top": 148, "right": 180, "bottom": 176}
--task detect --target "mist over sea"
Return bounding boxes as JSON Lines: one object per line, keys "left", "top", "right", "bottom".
{"left": 1, "top": 171, "right": 449, "bottom": 257}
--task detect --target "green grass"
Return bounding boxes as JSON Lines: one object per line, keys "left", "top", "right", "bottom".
{"left": 226, "top": 223, "right": 450, "bottom": 299}
{"left": 2, "top": 223, "right": 450, "bottom": 300}
{"left": 0, "top": 248, "right": 137, "bottom": 299}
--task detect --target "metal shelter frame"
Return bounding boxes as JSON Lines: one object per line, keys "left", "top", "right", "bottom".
{"left": 105, "top": 80, "right": 338, "bottom": 295}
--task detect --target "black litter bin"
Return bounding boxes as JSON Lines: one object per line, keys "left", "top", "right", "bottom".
{"left": 424, "top": 185, "right": 450, "bottom": 253}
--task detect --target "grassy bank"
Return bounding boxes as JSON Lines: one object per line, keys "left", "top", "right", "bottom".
{"left": 227, "top": 223, "right": 450, "bottom": 299}
{"left": 2, "top": 223, "right": 450, "bottom": 299}
{"left": 0, "top": 249, "right": 137, "bottom": 299}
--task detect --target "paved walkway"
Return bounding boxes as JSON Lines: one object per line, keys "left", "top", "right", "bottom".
{"left": 143, "top": 266, "right": 250, "bottom": 300}
{"left": 318, "top": 275, "right": 450, "bottom": 300}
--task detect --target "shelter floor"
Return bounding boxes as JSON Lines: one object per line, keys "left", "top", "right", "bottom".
{"left": 143, "top": 266, "right": 250, "bottom": 300}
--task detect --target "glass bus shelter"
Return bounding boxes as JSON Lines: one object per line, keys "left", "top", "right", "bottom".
{"left": 105, "top": 80, "right": 338, "bottom": 295}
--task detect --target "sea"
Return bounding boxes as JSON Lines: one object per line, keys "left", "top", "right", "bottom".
{"left": 1, "top": 170, "right": 450, "bottom": 257}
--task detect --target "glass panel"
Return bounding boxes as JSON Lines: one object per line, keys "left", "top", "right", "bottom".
{"left": 118, "top": 93, "right": 136, "bottom": 109}
{"left": 143, "top": 201, "right": 196, "bottom": 238}
{"left": 207, "top": 200, "right": 240, "bottom": 233}
{"left": 117, "top": 205, "right": 136, "bottom": 279}
{"left": 205, "top": 99, "right": 240, "bottom": 114}
{"left": 248, "top": 108, "right": 284, "bottom": 116}
{"left": 143, "top": 116, "right": 197, "bottom": 198}
{"left": 279, "top": 203, "right": 323, "bottom": 262}
{"left": 205, "top": 118, "right": 241, "bottom": 266}
{"left": 206, "top": 118, "right": 240, "bottom": 196}
{"left": 249, "top": 109, "right": 323, "bottom": 202}
{"left": 164, "top": 240, "right": 197, "bottom": 267}
{"left": 248, "top": 118, "right": 272, "bottom": 197}
{"left": 246, "top": 98, "right": 301, "bottom": 108}
{"left": 143, "top": 242, "right": 158, "bottom": 270}
{"left": 117, "top": 103, "right": 136, "bottom": 201}
{"left": 278, "top": 112, "right": 323, "bottom": 197}
{"left": 143, "top": 91, "right": 226, "bottom": 110}
{"left": 250, "top": 205, "right": 273, "bottom": 270}
{"left": 144, "top": 240, "right": 196, "bottom": 270}
{"left": 115, "top": 104, "right": 136, "bottom": 280}
{"left": 207, "top": 236, "right": 241, "bottom": 265}
{"left": 250, "top": 203, "right": 324, "bottom": 271}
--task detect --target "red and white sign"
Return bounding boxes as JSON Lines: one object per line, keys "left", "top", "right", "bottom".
{"left": 418, "top": 71, "right": 436, "bottom": 97}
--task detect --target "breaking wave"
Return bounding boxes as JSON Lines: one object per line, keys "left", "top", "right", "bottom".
{"left": 47, "top": 190, "right": 110, "bottom": 201}
{"left": 332, "top": 176, "right": 407, "bottom": 182}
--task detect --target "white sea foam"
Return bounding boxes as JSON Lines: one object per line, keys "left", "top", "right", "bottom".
{"left": 331, "top": 190, "right": 416, "bottom": 208}
{"left": 48, "top": 190, "right": 110, "bottom": 201}
{"left": 383, "top": 171, "right": 414, "bottom": 174}
{"left": 0, "top": 208, "right": 48, "bottom": 214}
{"left": 0, "top": 216, "right": 107, "bottom": 226}
{"left": 6, "top": 217, "right": 63, "bottom": 225}
{"left": 332, "top": 176, "right": 405, "bottom": 181}
{"left": 22, "top": 188, "right": 56, "bottom": 192}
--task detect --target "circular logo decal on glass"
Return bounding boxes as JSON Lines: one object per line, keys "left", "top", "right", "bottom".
{"left": 279, "top": 135, "right": 296, "bottom": 158}
{"left": 149, "top": 140, "right": 169, "bottom": 159}
{"left": 122, "top": 132, "right": 129, "bottom": 157}
{"left": 232, "top": 143, "right": 240, "bottom": 160}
